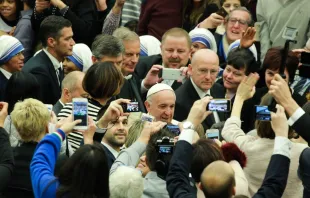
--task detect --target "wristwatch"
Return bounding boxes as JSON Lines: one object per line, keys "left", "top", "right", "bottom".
{"left": 183, "top": 121, "right": 195, "bottom": 130}
{"left": 95, "top": 121, "right": 107, "bottom": 134}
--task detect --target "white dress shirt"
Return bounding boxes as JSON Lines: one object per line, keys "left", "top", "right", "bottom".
{"left": 43, "top": 49, "right": 62, "bottom": 85}
{"left": 0, "top": 68, "right": 12, "bottom": 79}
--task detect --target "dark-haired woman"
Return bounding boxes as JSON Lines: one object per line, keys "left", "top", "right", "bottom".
{"left": 182, "top": 0, "right": 219, "bottom": 32}
{"left": 0, "top": 0, "right": 22, "bottom": 34}
{"left": 58, "top": 61, "right": 124, "bottom": 152}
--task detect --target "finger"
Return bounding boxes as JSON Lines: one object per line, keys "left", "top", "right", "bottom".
{"left": 158, "top": 78, "right": 164, "bottom": 83}
{"left": 0, "top": 102, "right": 8, "bottom": 112}
{"left": 212, "top": 13, "right": 224, "bottom": 20}
{"left": 152, "top": 65, "right": 163, "bottom": 70}
{"left": 115, "top": 98, "right": 131, "bottom": 104}
{"left": 270, "top": 111, "right": 276, "bottom": 120}
{"left": 273, "top": 74, "right": 286, "bottom": 82}
{"left": 73, "top": 119, "right": 82, "bottom": 125}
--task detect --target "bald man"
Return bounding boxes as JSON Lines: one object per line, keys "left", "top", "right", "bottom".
{"left": 200, "top": 161, "right": 236, "bottom": 197}
{"left": 174, "top": 49, "right": 225, "bottom": 129}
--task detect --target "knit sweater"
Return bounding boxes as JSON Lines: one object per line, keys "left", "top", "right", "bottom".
{"left": 222, "top": 116, "right": 307, "bottom": 198}
{"left": 30, "top": 132, "right": 63, "bottom": 198}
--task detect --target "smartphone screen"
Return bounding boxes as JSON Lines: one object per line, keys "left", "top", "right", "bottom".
{"left": 122, "top": 102, "right": 139, "bottom": 112}
{"left": 166, "top": 125, "right": 181, "bottom": 136}
{"left": 73, "top": 99, "right": 88, "bottom": 127}
{"left": 207, "top": 99, "right": 231, "bottom": 112}
{"left": 206, "top": 129, "right": 219, "bottom": 139}
{"left": 159, "top": 146, "right": 173, "bottom": 154}
{"left": 255, "top": 105, "right": 271, "bottom": 121}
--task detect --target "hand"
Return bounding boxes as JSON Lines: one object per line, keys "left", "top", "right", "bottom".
{"left": 268, "top": 74, "right": 292, "bottom": 106}
{"left": 187, "top": 97, "right": 213, "bottom": 127}
{"left": 83, "top": 117, "right": 96, "bottom": 144}
{"left": 115, "top": 0, "right": 125, "bottom": 7}
{"left": 97, "top": 99, "right": 130, "bottom": 128}
{"left": 236, "top": 73, "right": 259, "bottom": 101}
{"left": 240, "top": 27, "right": 256, "bottom": 49}
{"left": 270, "top": 104, "right": 288, "bottom": 137}
{"left": 57, "top": 115, "right": 82, "bottom": 135}
{"left": 95, "top": 0, "right": 107, "bottom": 11}
{"left": 199, "top": 13, "right": 224, "bottom": 29}
{"left": 143, "top": 65, "right": 163, "bottom": 89}
{"left": 35, "top": 0, "right": 50, "bottom": 13}
{"left": 8, "top": 26, "right": 16, "bottom": 36}
{"left": 138, "top": 121, "right": 167, "bottom": 144}
{"left": 178, "top": 67, "right": 189, "bottom": 82}
{"left": 0, "top": 102, "right": 8, "bottom": 128}
{"left": 50, "top": 111, "right": 57, "bottom": 124}
{"left": 50, "top": 0, "right": 66, "bottom": 9}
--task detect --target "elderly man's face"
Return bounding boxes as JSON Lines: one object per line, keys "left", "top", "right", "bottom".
{"left": 225, "top": 10, "right": 250, "bottom": 44}
{"left": 161, "top": 36, "right": 191, "bottom": 69}
{"left": 145, "top": 90, "right": 176, "bottom": 123}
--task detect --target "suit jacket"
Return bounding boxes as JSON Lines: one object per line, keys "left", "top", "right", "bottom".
{"left": 116, "top": 74, "right": 146, "bottom": 113}
{"left": 52, "top": 100, "right": 64, "bottom": 116}
{"left": 291, "top": 112, "right": 310, "bottom": 144}
{"left": 166, "top": 140, "right": 196, "bottom": 198}
{"left": 135, "top": 54, "right": 183, "bottom": 90}
{"left": 22, "top": 51, "right": 63, "bottom": 105}
{"left": 298, "top": 148, "right": 310, "bottom": 198}
{"left": 102, "top": 145, "right": 116, "bottom": 170}
{"left": 174, "top": 79, "right": 225, "bottom": 129}
{"left": 0, "top": 71, "right": 8, "bottom": 101}
{"left": 253, "top": 154, "right": 290, "bottom": 198}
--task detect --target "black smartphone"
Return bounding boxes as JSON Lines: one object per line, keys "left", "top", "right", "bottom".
{"left": 255, "top": 105, "right": 271, "bottom": 121}
{"left": 216, "top": 7, "right": 228, "bottom": 18}
{"left": 121, "top": 102, "right": 139, "bottom": 112}
{"left": 166, "top": 124, "right": 181, "bottom": 136}
{"left": 207, "top": 99, "right": 231, "bottom": 112}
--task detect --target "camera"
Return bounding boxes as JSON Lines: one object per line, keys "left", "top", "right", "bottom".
{"left": 155, "top": 136, "right": 175, "bottom": 180}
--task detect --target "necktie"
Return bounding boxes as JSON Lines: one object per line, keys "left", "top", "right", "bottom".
{"left": 56, "top": 67, "right": 63, "bottom": 86}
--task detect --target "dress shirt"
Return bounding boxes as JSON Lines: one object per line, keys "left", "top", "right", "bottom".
{"left": 43, "top": 49, "right": 62, "bottom": 85}
{"left": 190, "top": 78, "right": 210, "bottom": 99}
{"left": 288, "top": 107, "right": 305, "bottom": 126}
{"left": 101, "top": 142, "right": 119, "bottom": 158}
{"left": 274, "top": 136, "right": 292, "bottom": 158}
{"left": 0, "top": 68, "right": 12, "bottom": 79}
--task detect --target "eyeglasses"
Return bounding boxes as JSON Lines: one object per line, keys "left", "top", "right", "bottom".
{"left": 197, "top": 68, "right": 219, "bottom": 76}
{"left": 228, "top": 18, "right": 248, "bottom": 26}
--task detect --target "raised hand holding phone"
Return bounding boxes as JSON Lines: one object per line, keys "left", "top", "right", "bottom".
{"left": 0, "top": 102, "right": 8, "bottom": 127}
{"left": 72, "top": 98, "right": 88, "bottom": 130}
{"left": 270, "top": 104, "right": 288, "bottom": 138}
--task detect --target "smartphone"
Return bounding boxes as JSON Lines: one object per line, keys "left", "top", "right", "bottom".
{"left": 141, "top": 113, "right": 154, "bottom": 122}
{"left": 282, "top": 27, "right": 298, "bottom": 40}
{"left": 216, "top": 7, "right": 228, "bottom": 18}
{"left": 166, "top": 124, "right": 181, "bottom": 136}
{"left": 207, "top": 99, "right": 231, "bottom": 112}
{"left": 122, "top": 102, "right": 139, "bottom": 112}
{"left": 255, "top": 105, "right": 271, "bottom": 121}
{"left": 72, "top": 98, "right": 88, "bottom": 130}
{"left": 159, "top": 68, "right": 182, "bottom": 80}
{"left": 206, "top": 129, "right": 219, "bottom": 139}
{"left": 45, "top": 104, "right": 53, "bottom": 113}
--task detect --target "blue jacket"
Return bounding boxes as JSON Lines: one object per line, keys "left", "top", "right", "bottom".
{"left": 30, "top": 132, "right": 63, "bottom": 198}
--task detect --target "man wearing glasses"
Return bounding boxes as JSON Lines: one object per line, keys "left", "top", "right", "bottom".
{"left": 174, "top": 49, "right": 225, "bottom": 130}
{"left": 217, "top": 7, "right": 254, "bottom": 67}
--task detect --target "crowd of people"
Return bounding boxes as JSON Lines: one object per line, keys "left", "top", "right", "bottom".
{"left": 0, "top": 0, "right": 310, "bottom": 197}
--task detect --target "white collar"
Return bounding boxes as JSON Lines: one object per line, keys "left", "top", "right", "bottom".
{"left": 190, "top": 78, "right": 210, "bottom": 99}
{"left": 101, "top": 141, "right": 119, "bottom": 158}
{"left": 43, "top": 49, "right": 62, "bottom": 71}
{"left": 0, "top": 67, "right": 12, "bottom": 79}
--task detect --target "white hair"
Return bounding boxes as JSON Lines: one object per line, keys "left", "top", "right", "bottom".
{"left": 109, "top": 166, "right": 144, "bottom": 198}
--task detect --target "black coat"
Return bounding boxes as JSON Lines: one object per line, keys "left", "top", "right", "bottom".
{"left": 102, "top": 145, "right": 116, "bottom": 170}
{"left": 174, "top": 79, "right": 225, "bottom": 130}
{"left": 135, "top": 54, "right": 183, "bottom": 90}
{"left": 0, "top": 71, "right": 8, "bottom": 101}
{"left": 22, "top": 51, "right": 63, "bottom": 105}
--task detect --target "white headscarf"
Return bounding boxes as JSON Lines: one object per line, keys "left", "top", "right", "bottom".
{"left": 140, "top": 35, "right": 161, "bottom": 56}
{"left": 189, "top": 28, "right": 217, "bottom": 53}
{"left": 0, "top": 35, "right": 24, "bottom": 65}
{"left": 67, "top": 43, "right": 93, "bottom": 72}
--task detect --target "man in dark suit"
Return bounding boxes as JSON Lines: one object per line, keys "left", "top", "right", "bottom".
{"left": 91, "top": 34, "right": 146, "bottom": 112}
{"left": 135, "top": 28, "right": 191, "bottom": 91}
{"left": 100, "top": 115, "right": 128, "bottom": 169}
{"left": 53, "top": 71, "right": 87, "bottom": 116}
{"left": 166, "top": 97, "right": 292, "bottom": 198}
{"left": 23, "top": 16, "right": 75, "bottom": 105}
{"left": 0, "top": 36, "right": 25, "bottom": 101}
{"left": 174, "top": 49, "right": 225, "bottom": 129}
